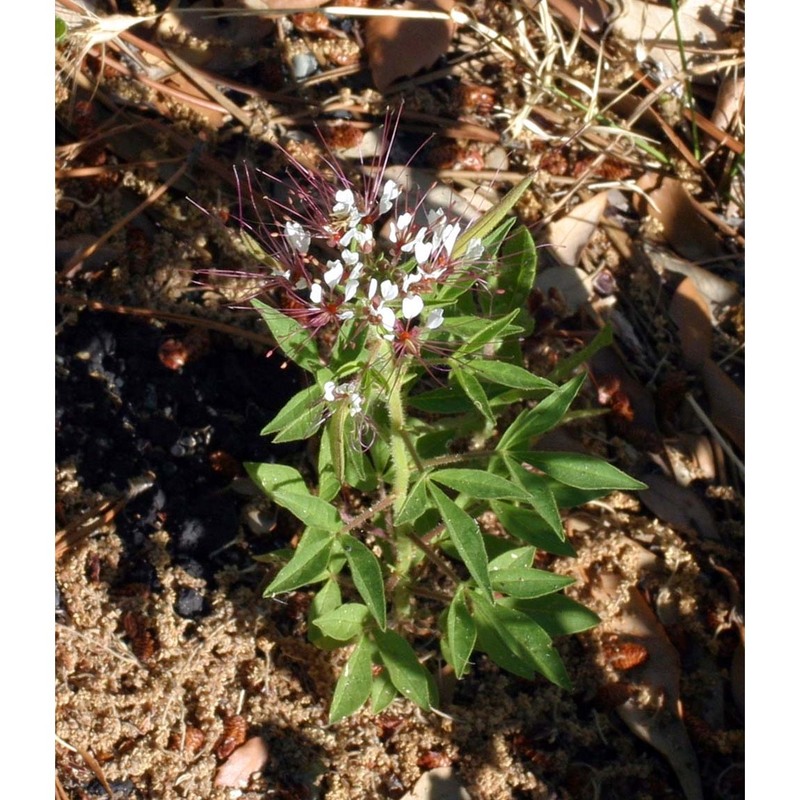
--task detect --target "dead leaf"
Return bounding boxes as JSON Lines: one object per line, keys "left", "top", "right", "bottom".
{"left": 213, "top": 736, "right": 270, "bottom": 788}
{"left": 639, "top": 472, "right": 719, "bottom": 540}
{"left": 596, "top": 574, "right": 703, "bottom": 800}
{"left": 400, "top": 766, "right": 471, "bottom": 800}
{"left": 701, "top": 358, "right": 744, "bottom": 452}
{"left": 546, "top": 0, "right": 610, "bottom": 33}
{"left": 710, "top": 73, "right": 745, "bottom": 136}
{"left": 636, "top": 175, "right": 723, "bottom": 262}
{"left": 545, "top": 191, "right": 608, "bottom": 268}
{"left": 365, "top": 1, "right": 456, "bottom": 91}
{"left": 645, "top": 243, "right": 740, "bottom": 310}
{"left": 157, "top": 0, "right": 275, "bottom": 71}
{"left": 670, "top": 276, "right": 712, "bottom": 371}
{"left": 609, "top": 0, "right": 733, "bottom": 77}
{"left": 263, "top": 0, "right": 328, "bottom": 7}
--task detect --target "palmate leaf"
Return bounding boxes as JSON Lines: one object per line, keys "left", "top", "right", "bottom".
{"left": 261, "top": 384, "right": 324, "bottom": 442}
{"left": 308, "top": 578, "right": 343, "bottom": 650}
{"left": 340, "top": 534, "right": 386, "bottom": 630}
{"left": 451, "top": 174, "right": 534, "bottom": 260}
{"left": 504, "top": 595, "right": 600, "bottom": 638}
{"left": 509, "top": 451, "right": 648, "bottom": 491}
{"left": 444, "top": 585, "right": 476, "bottom": 679}
{"left": 428, "top": 483, "right": 492, "bottom": 598}
{"left": 329, "top": 636, "right": 374, "bottom": 724}
{"left": 252, "top": 298, "right": 321, "bottom": 373}
{"left": 245, "top": 463, "right": 341, "bottom": 530}
{"left": 373, "top": 629, "right": 438, "bottom": 710}
{"left": 311, "top": 603, "right": 369, "bottom": 642}
{"left": 497, "top": 373, "right": 586, "bottom": 450}
{"left": 430, "top": 469, "right": 533, "bottom": 502}
{"left": 453, "top": 365, "right": 495, "bottom": 426}
{"left": 493, "top": 224, "right": 538, "bottom": 325}
{"left": 264, "top": 531, "right": 334, "bottom": 596}
{"left": 470, "top": 590, "right": 571, "bottom": 689}
{"left": 489, "top": 566, "right": 575, "bottom": 599}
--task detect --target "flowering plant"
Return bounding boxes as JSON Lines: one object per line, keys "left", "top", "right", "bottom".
{"left": 241, "top": 139, "right": 645, "bottom": 722}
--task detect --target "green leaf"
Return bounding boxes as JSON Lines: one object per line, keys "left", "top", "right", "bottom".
{"left": 340, "top": 534, "right": 387, "bottom": 630}
{"left": 261, "top": 384, "right": 324, "bottom": 441}
{"left": 453, "top": 366, "right": 495, "bottom": 426}
{"left": 488, "top": 546, "right": 536, "bottom": 571}
{"left": 453, "top": 310, "right": 521, "bottom": 359}
{"left": 370, "top": 670, "right": 398, "bottom": 714}
{"left": 505, "top": 595, "right": 600, "bottom": 638}
{"left": 329, "top": 636, "right": 374, "bottom": 723}
{"left": 547, "top": 324, "right": 613, "bottom": 383}
{"left": 490, "top": 566, "right": 574, "bottom": 599}
{"left": 468, "top": 360, "right": 556, "bottom": 392}
{"left": 317, "top": 425, "right": 341, "bottom": 502}
{"left": 445, "top": 586, "right": 476, "bottom": 678}
{"left": 502, "top": 457, "right": 564, "bottom": 540}
{"left": 308, "top": 579, "right": 343, "bottom": 650}
{"left": 373, "top": 629, "right": 437, "bottom": 710}
{"left": 493, "top": 225, "right": 538, "bottom": 323}
{"left": 252, "top": 298, "right": 321, "bottom": 372}
{"left": 264, "top": 533, "right": 334, "bottom": 596}
{"left": 395, "top": 478, "right": 430, "bottom": 526}
{"left": 56, "top": 16, "right": 68, "bottom": 40}
{"left": 430, "top": 469, "right": 533, "bottom": 502}
{"left": 510, "top": 452, "right": 648, "bottom": 491}
{"left": 471, "top": 590, "right": 571, "bottom": 688}
{"left": 429, "top": 483, "right": 492, "bottom": 598}
{"left": 498, "top": 374, "right": 586, "bottom": 450}
{"left": 451, "top": 174, "right": 534, "bottom": 260}
{"left": 245, "top": 463, "right": 341, "bottom": 530}
{"left": 492, "top": 502, "right": 576, "bottom": 557}
{"left": 311, "top": 603, "right": 369, "bottom": 641}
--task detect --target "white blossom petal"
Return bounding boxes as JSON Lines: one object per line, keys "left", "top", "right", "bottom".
{"left": 379, "top": 180, "right": 402, "bottom": 214}
{"left": 380, "top": 280, "right": 399, "bottom": 302}
{"left": 323, "top": 381, "right": 337, "bottom": 402}
{"left": 284, "top": 221, "right": 310, "bottom": 255}
{"left": 323, "top": 261, "right": 344, "bottom": 288}
{"left": 402, "top": 294, "right": 424, "bottom": 321}
{"left": 378, "top": 305, "right": 396, "bottom": 331}
{"left": 310, "top": 283, "right": 323, "bottom": 304}
{"left": 425, "top": 308, "right": 444, "bottom": 329}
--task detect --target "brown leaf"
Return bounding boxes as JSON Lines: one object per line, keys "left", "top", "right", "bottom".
{"left": 400, "top": 766, "right": 471, "bottom": 800}
{"left": 670, "top": 276, "right": 712, "bottom": 371}
{"left": 595, "top": 574, "right": 703, "bottom": 800}
{"left": 213, "top": 736, "right": 270, "bottom": 788}
{"left": 636, "top": 175, "right": 723, "bottom": 262}
{"left": 547, "top": 0, "right": 610, "bottom": 33}
{"left": 702, "top": 358, "right": 744, "bottom": 452}
{"left": 545, "top": 191, "right": 608, "bottom": 268}
{"left": 639, "top": 473, "right": 719, "bottom": 540}
{"left": 365, "top": 1, "right": 456, "bottom": 91}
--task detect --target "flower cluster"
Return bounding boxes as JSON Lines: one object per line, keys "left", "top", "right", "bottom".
{"left": 259, "top": 172, "right": 485, "bottom": 347}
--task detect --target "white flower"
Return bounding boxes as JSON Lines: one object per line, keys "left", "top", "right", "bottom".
{"left": 425, "top": 308, "right": 444, "bottom": 329}
{"left": 402, "top": 294, "right": 424, "bottom": 321}
{"left": 309, "top": 283, "right": 323, "bottom": 304}
{"left": 341, "top": 249, "right": 360, "bottom": 268}
{"left": 377, "top": 305, "right": 396, "bottom": 332}
{"left": 285, "top": 220, "right": 310, "bottom": 255}
{"left": 323, "top": 380, "right": 337, "bottom": 402}
{"left": 389, "top": 212, "right": 413, "bottom": 243}
{"left": 379, "top": 180, "right": 402, "bottom": 215}
{"left": 324, "top": 260, "right": 344, "bottom": 289}
{"left": 380, "top": 280, "right": 399, "bottom": 302}
{"left": 464, "top": 237, "right": 484, "bottom": 261}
